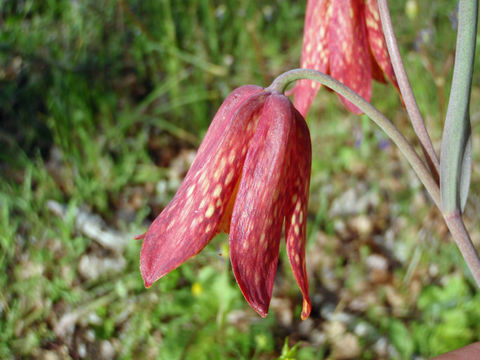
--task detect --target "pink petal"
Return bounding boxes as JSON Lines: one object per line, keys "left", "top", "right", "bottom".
{"left": 293, "top": 0, "right": 331, "bottom": 117}
{"left": 328, "top": 0, "right": 372, "bottom": 114}
{"left": 284, "top": 109, "right": 312, "bottom": 320}
{"left": 140, "top": 86, "right": 265, "bottom": 287}
{"left": 197, "top": 85, "right": 263, "bottom": 156}
{"left": 230, "top": 94, "right": 294, "bottom": 317}
{"left": 364, "top": 0, "right": 399, "bottom": 90}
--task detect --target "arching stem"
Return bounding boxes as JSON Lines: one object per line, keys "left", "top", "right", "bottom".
{"left": 268, "top": 69, "right": 440, "bottom": 209}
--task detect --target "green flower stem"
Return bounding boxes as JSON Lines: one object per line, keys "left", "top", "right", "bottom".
{"left": 377, "top": 0, "right": 440, "bottom": 182}
{"left": 440, "top": 0, "right": 478, "bottom": 214}
{"left": 268, "top": 69, "right": 440, "bottom": 209}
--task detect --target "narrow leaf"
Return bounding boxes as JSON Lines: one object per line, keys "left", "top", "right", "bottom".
{"left": 440, "top": 0, "right": 477, "bottom": 214}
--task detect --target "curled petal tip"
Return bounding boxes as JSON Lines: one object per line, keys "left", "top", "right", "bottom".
{"left": 301, "top": 299, "right": 312, "bottom": 320}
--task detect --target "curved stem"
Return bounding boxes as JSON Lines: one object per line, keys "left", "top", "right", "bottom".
{"left": 268, "top": 69, "right": 440, "bottom": 209}
{"left": 377, "top": 0, "right": 440, "bottom": 182}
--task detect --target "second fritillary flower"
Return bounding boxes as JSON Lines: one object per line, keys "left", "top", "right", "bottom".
{"left": 293, "top": 0, "right": 399, "bottom": 115}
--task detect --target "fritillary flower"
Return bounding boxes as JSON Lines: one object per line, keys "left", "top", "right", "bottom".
{"left": 293, "top": 0, "right": 399, "bottom": 115}
{"left": 139, "top": 85, "right": 312, "bottom": 319}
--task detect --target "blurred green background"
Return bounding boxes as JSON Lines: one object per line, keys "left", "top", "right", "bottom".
{"left": 1, "top": 0, "right": 480, "bottom": 359}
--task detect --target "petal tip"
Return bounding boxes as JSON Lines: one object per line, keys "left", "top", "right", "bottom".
{"left": 140, "top": 251, "right": 162, "bottom": 289}
{"left": 141, "top": 263, "right": 163, "bottom": 288}
{"left": 141, "top": 268, "right": 156, "bottom": 288}
{"left": 300, "top": 299, "right": 312, "bottom": 320}
{"left": 251, "top": 303, "right": 269, "bottom": 318}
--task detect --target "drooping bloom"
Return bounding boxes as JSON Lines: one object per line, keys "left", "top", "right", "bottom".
{"left": 292, "top": 0, "right": 399, "bottom": 115}
{"left": 139, "top": 86, "right": 312, "bottom": 319}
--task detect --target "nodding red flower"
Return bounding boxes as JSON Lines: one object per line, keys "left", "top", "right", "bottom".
{"left": 293, "top": 0, "right": 399, "bottom": 116}
{"left": 139, "top": 86, "right": 312, "bottom": 319}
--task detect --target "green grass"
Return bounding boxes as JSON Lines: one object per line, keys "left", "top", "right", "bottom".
{"left": 1, "top": 0, "right": 480, "bottom": 359}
